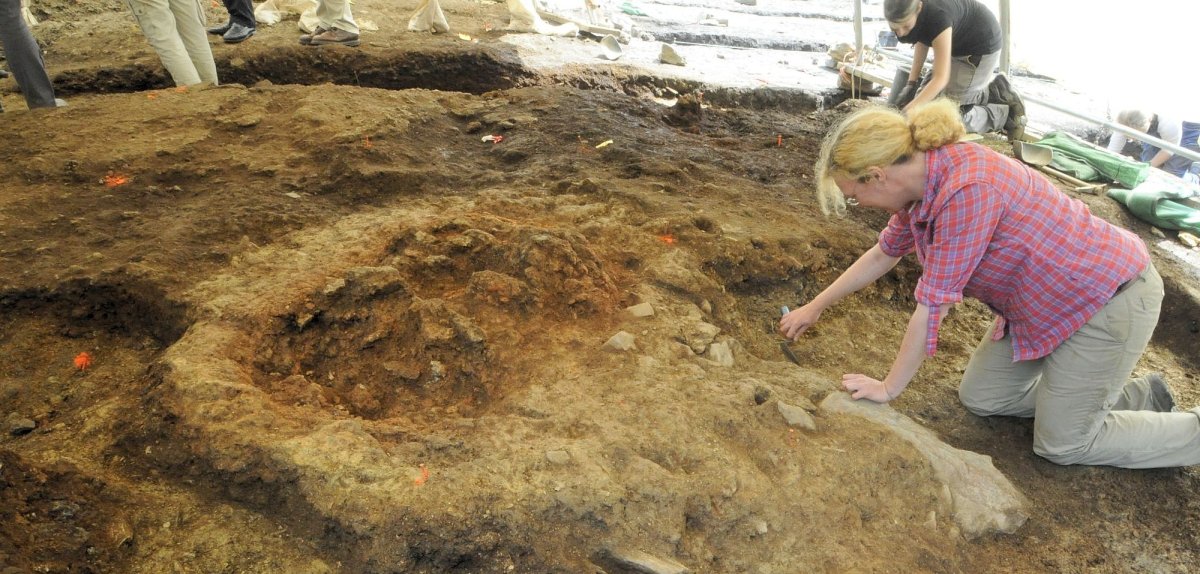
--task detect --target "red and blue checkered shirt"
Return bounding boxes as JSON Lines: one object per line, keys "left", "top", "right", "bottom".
{"left": 878, "top": 142, "right": 1149, "bottom": 361}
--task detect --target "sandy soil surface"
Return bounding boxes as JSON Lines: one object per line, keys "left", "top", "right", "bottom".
{"left": 1, "top": 0, "right": 1198, "bottom": 572}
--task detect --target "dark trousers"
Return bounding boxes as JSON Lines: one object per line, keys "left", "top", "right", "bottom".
{"left": 222, "top": 0, "right": 255, "bottom": 28}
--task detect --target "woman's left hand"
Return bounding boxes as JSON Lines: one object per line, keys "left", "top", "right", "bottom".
{"left": 842, "top": 374, "right": 894, "bottom": 403}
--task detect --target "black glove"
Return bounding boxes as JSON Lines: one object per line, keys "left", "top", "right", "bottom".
{"left": 894, "top": 82, "right": 917, "bottom": 108}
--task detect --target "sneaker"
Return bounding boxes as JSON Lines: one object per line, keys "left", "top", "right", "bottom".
{"left": 298, "top": 26, "right": 328, "bottom": 45}
{"left": 1145, "top": 372, "right": 1177, "bottom": 412}
{"left": 310, "top": 28, "right": 360, "bottom": 47}
{"left": 207, "top": 21, "right": 232, "bottom": 36}
{"left": 222, "top": 22, "right": 255, "bottom": 44}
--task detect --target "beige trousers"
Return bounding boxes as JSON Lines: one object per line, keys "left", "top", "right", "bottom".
{"left": 126, "top": 0, "right": 218, "bottom": 86}
{"left": 959, "top": 264, "right": 1200, "bottom": 468}
{"left": 316, "top": 0, "right": 358, "bottom": 35}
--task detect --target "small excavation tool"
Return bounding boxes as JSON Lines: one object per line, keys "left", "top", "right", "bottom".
{"left": 779, "top": 305, "right": 801, "bottom": 365}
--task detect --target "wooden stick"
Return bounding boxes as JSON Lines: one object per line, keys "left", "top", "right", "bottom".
{"left": 1037, "top": 165, "right": 1104, "bottom": 193}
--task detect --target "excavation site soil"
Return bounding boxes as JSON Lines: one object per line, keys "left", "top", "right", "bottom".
{"left": 2, "top": 0, "right": 1199, "bottom": 572}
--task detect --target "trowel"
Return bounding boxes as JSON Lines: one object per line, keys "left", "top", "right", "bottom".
{"left": 779, "top": 306, "right": 801, "bottom": 365}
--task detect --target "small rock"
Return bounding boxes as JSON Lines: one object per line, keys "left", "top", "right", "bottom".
{"left": 49, "top": 500, "right": 81, "bottom": 520}
{"left": 105, "top": 519, "right": 134, "bottom": 548}
{"left": 1179, "top": 231, "right": 1199, "bottom": 248}
{"left": 322, "top": 277, "right": 347, "bottom": 295}
{"left": 604, "top": 331, "right": 637, "bottom": 351}
{"left": 625, "top": 302, "right": 654, "bottom": 317}
{"left": 683, "top": 321, "right": 720, "bottom": 354}
{"left": 706, "top": 341, "right": 734, "bottom": 367}
{"left": 428, "top": 361, "right": 446, "bottom": 382}
{"left": 659, "top": 44, "right": 686, "bottom": 66}
{"left": 1150, "top": 227, "right": 1167, "bottom": 238}
{"left": 234, "top": 114, "right": 262, "bottom": 128}
{"left": 751, "top": 518, "right": 769, "bottom": 536}
{"left": 601, "top": 547, "right": 689, "bottom": 574}
{"left": 7, "top": 417, "right": 35, "bottom": 436}
{"left": 777, "top": 401, "right": 817, "bottom": 431}
{"left": 545, "top": 450, "right": 572, "bottom": 465}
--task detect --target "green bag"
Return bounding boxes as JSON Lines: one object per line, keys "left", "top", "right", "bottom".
{"left": 1036, "top": 131, "right": 1150, "bottom": 189}
{"left": 1107, "top": 175, "right": 1200, "bottom": 235}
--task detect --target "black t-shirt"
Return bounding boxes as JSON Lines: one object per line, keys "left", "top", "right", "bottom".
{"left": 896, "top": 0, "right": 1001, "bottom": 57}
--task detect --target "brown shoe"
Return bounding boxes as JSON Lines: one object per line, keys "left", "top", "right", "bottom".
{"left": 310, "top": 28, "right": 360, "bottom": 47}
{"left": 299, "top": 26, "right": 328, "bottom": 46}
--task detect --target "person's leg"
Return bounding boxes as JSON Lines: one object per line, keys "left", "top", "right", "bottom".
{"left": 961, "top": 103, "right": 1009, "bottom": 134}
{"left": 207, "top": 0, "right": 231, "bottom": 35}
{"left": 987, "top": 69, "right": 1026, "bottom": 140}
{"left": 951, "top": 52, "right": 1008, "bottom": 134}
{"left": 1112, "top": 372, "right": 1175, "bottom": 412}
{"left": 1160, "top": 122, "right": 1200, "bottom": 177}
{"left": 958, "top": 320, "right": 1045, "bottom": 418}
{"left": 224, "top": 0, "right": 254, "bottom": 28}
{"left": 168, "top": 0, "right": 217, "bottom": 85}
{"left": 125, "top": 0, "right": 201, "bottom": 86}
{"left": 0, "top": 0, "right": 58, "bottom": 108}
{"left": 1034, "top": 264, "right": 1200, "bottom": 468}
{"left": 315, "top": 0, "right": 358, "bottom": 35}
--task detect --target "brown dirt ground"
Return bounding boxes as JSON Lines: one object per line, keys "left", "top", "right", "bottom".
{"left": 1, "top": 0, "right": 1199, "bottom": 573}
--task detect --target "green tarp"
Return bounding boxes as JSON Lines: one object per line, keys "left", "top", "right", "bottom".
{"left": 1106, "top": 176, "right": 1200, "bottom": 235}
{"left": 1027, "top": 131, "right": 1200, "bottom": 234}
{"left": 1036, "top": 131, "right": 1149, "bottom": 188}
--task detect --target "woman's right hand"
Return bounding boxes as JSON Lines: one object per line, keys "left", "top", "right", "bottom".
{"left": 779, "top": 303, "right": 823, "bottom": 341}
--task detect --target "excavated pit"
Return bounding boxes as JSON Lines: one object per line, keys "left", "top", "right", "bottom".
{"left": 46, "top": 39, "right": 839, "bottom": 115}
{"left": 51, "top": 45, "right": 535, "bottom": 96}
{"left": 250, "top": 220, "right": 624, "bottom": 420}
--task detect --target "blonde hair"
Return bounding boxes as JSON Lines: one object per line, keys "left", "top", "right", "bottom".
{"left": 1115, "top": 109, "right": 1152, "bottom": 132}
{"left": 814, "top": 99, "right": 964, "bottom": 216}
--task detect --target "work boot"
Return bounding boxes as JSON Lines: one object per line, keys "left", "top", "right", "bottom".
{"left": 299, "top": 26, "right": 328, "bottom": 45}
{"left": 310, "top": 28, "right": 360, "bottom": 47}
{"left": 990, "top": 74, "right": 1027, "bottom": 141}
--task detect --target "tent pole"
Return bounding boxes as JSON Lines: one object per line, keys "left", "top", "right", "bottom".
{"left": 999, "top": 0, "right": 1011, "bottom": 76}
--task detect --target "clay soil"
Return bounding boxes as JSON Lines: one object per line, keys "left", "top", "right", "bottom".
{"left": 2, "top": 0, "right": 1199, "bottom": 572}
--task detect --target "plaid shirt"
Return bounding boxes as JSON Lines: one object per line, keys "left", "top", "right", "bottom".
{"left": 878, "top": 142, "right": 1148, "bottom": 361}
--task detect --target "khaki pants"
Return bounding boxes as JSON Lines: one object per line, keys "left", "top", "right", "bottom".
{"left": 126, "top": 0, "right": 217, "bottom": 86}
{"left": 959, "top": 264, "right": 1200, "bottom": 468}
{"left": 943, "top": 50, "right": 1008, "bottom": 134}
{"left": 316, "top": 0, "right": 358, "bottom": 35}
